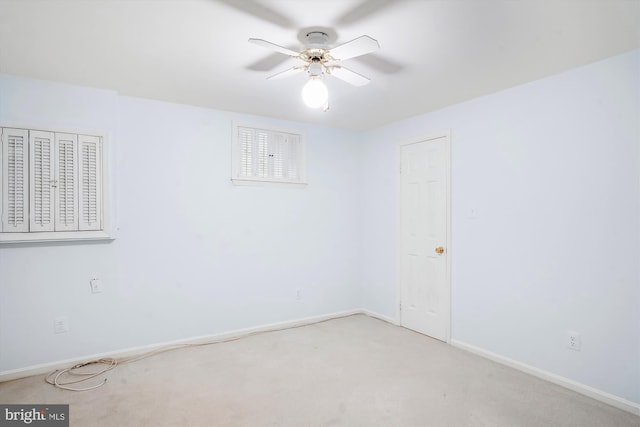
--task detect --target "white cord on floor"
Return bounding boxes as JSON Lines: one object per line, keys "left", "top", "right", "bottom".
{"left": 44, "top": 313, "right": 358, "bottom": 392}
{"left": 45, "top": 358, "right": 117, "bottom": 391}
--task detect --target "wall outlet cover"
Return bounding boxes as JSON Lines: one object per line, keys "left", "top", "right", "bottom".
{"left": 567, "top": 331, "right": 581, "bottom": 351}
{"left": 54, "top": 317, "right": 69, "bottom": 334}
{"left": 90, "top": 279, "right": 103, "bottom": 293}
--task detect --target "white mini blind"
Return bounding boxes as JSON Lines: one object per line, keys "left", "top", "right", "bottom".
{"left": 29, "top": 130, "right": 55, "bottom": 232}
{"left": 235, "top": 124, "right": 304, "bottom": 184}
{"left": 54, "top": 133, "right": 78, "bottom": 231}
{"left": 78, "top": 134, "right": 102, "bottom": 231}
{"left": 1, "top": 128, "right": 29, "bottom": 232}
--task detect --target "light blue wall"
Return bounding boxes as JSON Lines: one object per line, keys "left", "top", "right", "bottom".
{"left": 0, "top": 76, "right": 363, "bottom": 371}
{"left": 361, "top": 50, "right": 640, "bottom": 403}
{"left": 1, "top": 49, "right": 638, "bottom": 406}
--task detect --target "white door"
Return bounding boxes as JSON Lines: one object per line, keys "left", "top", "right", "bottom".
{"left": 399, "top": 134, "right": 450, "bottom": 341}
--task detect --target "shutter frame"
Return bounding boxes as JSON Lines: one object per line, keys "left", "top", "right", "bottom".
{"left": 78, "top": 135, "right": 102, "bottom": 231}
{"left": 29, "top": 130, "right": 55, "bottom": 232}
{"left": 232, "top": 122, "right": 306, "bottom": 185}
{"left": 0, "top": 125, "right": 110, "bottom": 243}
{"left": 54, "top": 132, "right": 79, "bottom": 231}
{"left": 2, "top": 128, "right": 30, "bottom": 232}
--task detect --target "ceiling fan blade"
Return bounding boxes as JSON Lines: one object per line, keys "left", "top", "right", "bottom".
{"left": 329, "top": 35, "right": 380, "bottom": 61}
{"left": 217, "top": 0, "right": 294, "bottom": 28}
{"left": 328, "top": 66, "right": 371, "bottom": 86}
{"left": 352, "top": 54, "right": 403, "bottom": 74}
{"left": 247, "top": 53, "right": 291, "bottom": 72}
{"left": 267, "top": 66, "right": 305, "bottom": 80}
{"left": 334, "top": 0, "right": 400, "bottom": 26}
{"left": 249, "top": 38, "right": 300, "bottom": 57}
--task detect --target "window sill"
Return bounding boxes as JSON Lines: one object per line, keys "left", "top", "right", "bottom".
{"left": 0, "top": 230, "right": 114, "bottom": 244}
{"left": 231, "top": 178, "right": 308, "bottom": 189}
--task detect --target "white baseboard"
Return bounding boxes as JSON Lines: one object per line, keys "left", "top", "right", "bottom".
{"left": 361, "top": 309, "right": 398, "bottom": 325}
{"left": 6, "top": 310, "right": 635, "bottom": 417}
{"left": 0, "top": 309, "right": 362, "bottom": 383}
{"left": 451, "top": 339, "right": 640, "bottom": 416}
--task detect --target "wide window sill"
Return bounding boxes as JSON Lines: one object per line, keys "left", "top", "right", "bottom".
{"left": 0, "top": 230, "right": 114, "bottom": 244}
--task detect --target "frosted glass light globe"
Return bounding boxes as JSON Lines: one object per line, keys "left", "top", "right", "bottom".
{"left": 301, "top": 79, "right": 328, "bottom": 109}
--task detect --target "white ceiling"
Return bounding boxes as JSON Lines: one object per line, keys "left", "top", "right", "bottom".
{"left": 1, "top": 0, "right": 638, "bottom": 130}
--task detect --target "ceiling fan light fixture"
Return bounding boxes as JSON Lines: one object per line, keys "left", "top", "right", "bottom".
{"left": 250, "top": 31, "right": 379, "bottom": 111}
{"left": 308, "top": 61, "right": 323, "bottom": 76}
{"left": 302, "top": 77, "right": 328, "bottom": 109}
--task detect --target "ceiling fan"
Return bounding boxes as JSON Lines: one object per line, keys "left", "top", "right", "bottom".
{"left": 249, "top": 31, "right": 380, "bottom": 110}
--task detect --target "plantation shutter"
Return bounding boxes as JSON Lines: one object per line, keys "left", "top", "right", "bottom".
{"left": 29, "top": 130, "right": 55, "bottom": 232}
{"left": 238, "top": 126, "right": 268, "bottom": 179}
{"left": 238, "top": 126, "right": 254, "bottom": 178}
{"left": 54, "top": 133, "right": 79, "bottom": 231}
{"left": 78, "top": 135, "right": 102, "bottom": 231}
{"left": 1, "top": 128, "right": 29, "bottom": 232}
{"left": 237, "top": 126, "right": 301, "bottom": 182}
{"left": 257, "top": 129, "right": 269, "bottom": 178}
{"left": 269, "top": 132, "right": 299, "bottom": 181}
{"left": 270, "top": 132, "right": 283, "bottom": 179}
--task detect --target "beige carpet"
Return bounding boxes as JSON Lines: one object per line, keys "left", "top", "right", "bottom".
{"left": 0, "top": 314, "right": 638, "bottom": 426}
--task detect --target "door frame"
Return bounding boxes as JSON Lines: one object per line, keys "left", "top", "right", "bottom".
{"left": 395, "top": 130, "right": 452, "bottom": 343}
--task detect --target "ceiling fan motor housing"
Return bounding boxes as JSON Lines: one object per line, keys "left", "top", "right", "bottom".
{"left": 303, "top": 31, "right": 331, "bottom": 74}
{"left": 306, "top": 31, "right": 329, "bottom": 47}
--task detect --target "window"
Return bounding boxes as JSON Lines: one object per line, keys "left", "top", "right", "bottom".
{"left": 231, "top": 122, "right": 306, "bottom": 186}
{"left": 0, "top": 126, "right": 111, "bottom": 243}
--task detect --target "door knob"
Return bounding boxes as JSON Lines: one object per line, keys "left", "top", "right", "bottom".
{"left": 435, "top": 246, "right": 445, "bottom": 255}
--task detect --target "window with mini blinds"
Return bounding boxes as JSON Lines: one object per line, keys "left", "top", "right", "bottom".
{"left": 232, "top": 122, "right": 306, "bottom": 186}
{"left": 0, "top": 126, "right": 111, "bottom": 243}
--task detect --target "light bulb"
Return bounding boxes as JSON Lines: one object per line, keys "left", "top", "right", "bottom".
{"left": 302, "top": 78, "right": 328, "bottom": 109}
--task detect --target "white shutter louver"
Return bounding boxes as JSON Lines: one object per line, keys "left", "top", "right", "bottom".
{"left": 78, "top": 135, "right": 102, "bottom": 231}
{"left": 2, "top": 128, "right": 29, "bottom": 232}
{"left": 239, "top": 126, "right": 254, "bottom": 178}
{"left": 29, "top": 130, "right": 55, "bottom": 232}
{"left": 287, "top": 134, "right": 299, "bottom": 180}
{"left": 257, "top": 130, "right": 268, "bottom": 178}
{"left": 269, "top": 133, "right": 299, "bottom": 181}
{"left": 54, "top": 133, "right": 79, "bottom": 231}
{"left": 271, "top": 133, "right": 284, "bottom": 179}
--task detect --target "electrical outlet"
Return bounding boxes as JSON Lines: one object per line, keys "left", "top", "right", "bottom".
{"left": 468, "top": 207, "right": 479, "bottom": 220}
{"left": 567, "top": 331, "right": 581, "bottom": 351}
{"left": 90, "top": 278, "right": 102, "bottom": 293}
{"left": 54, "top": 317, "right": 69, "bottom": 334}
